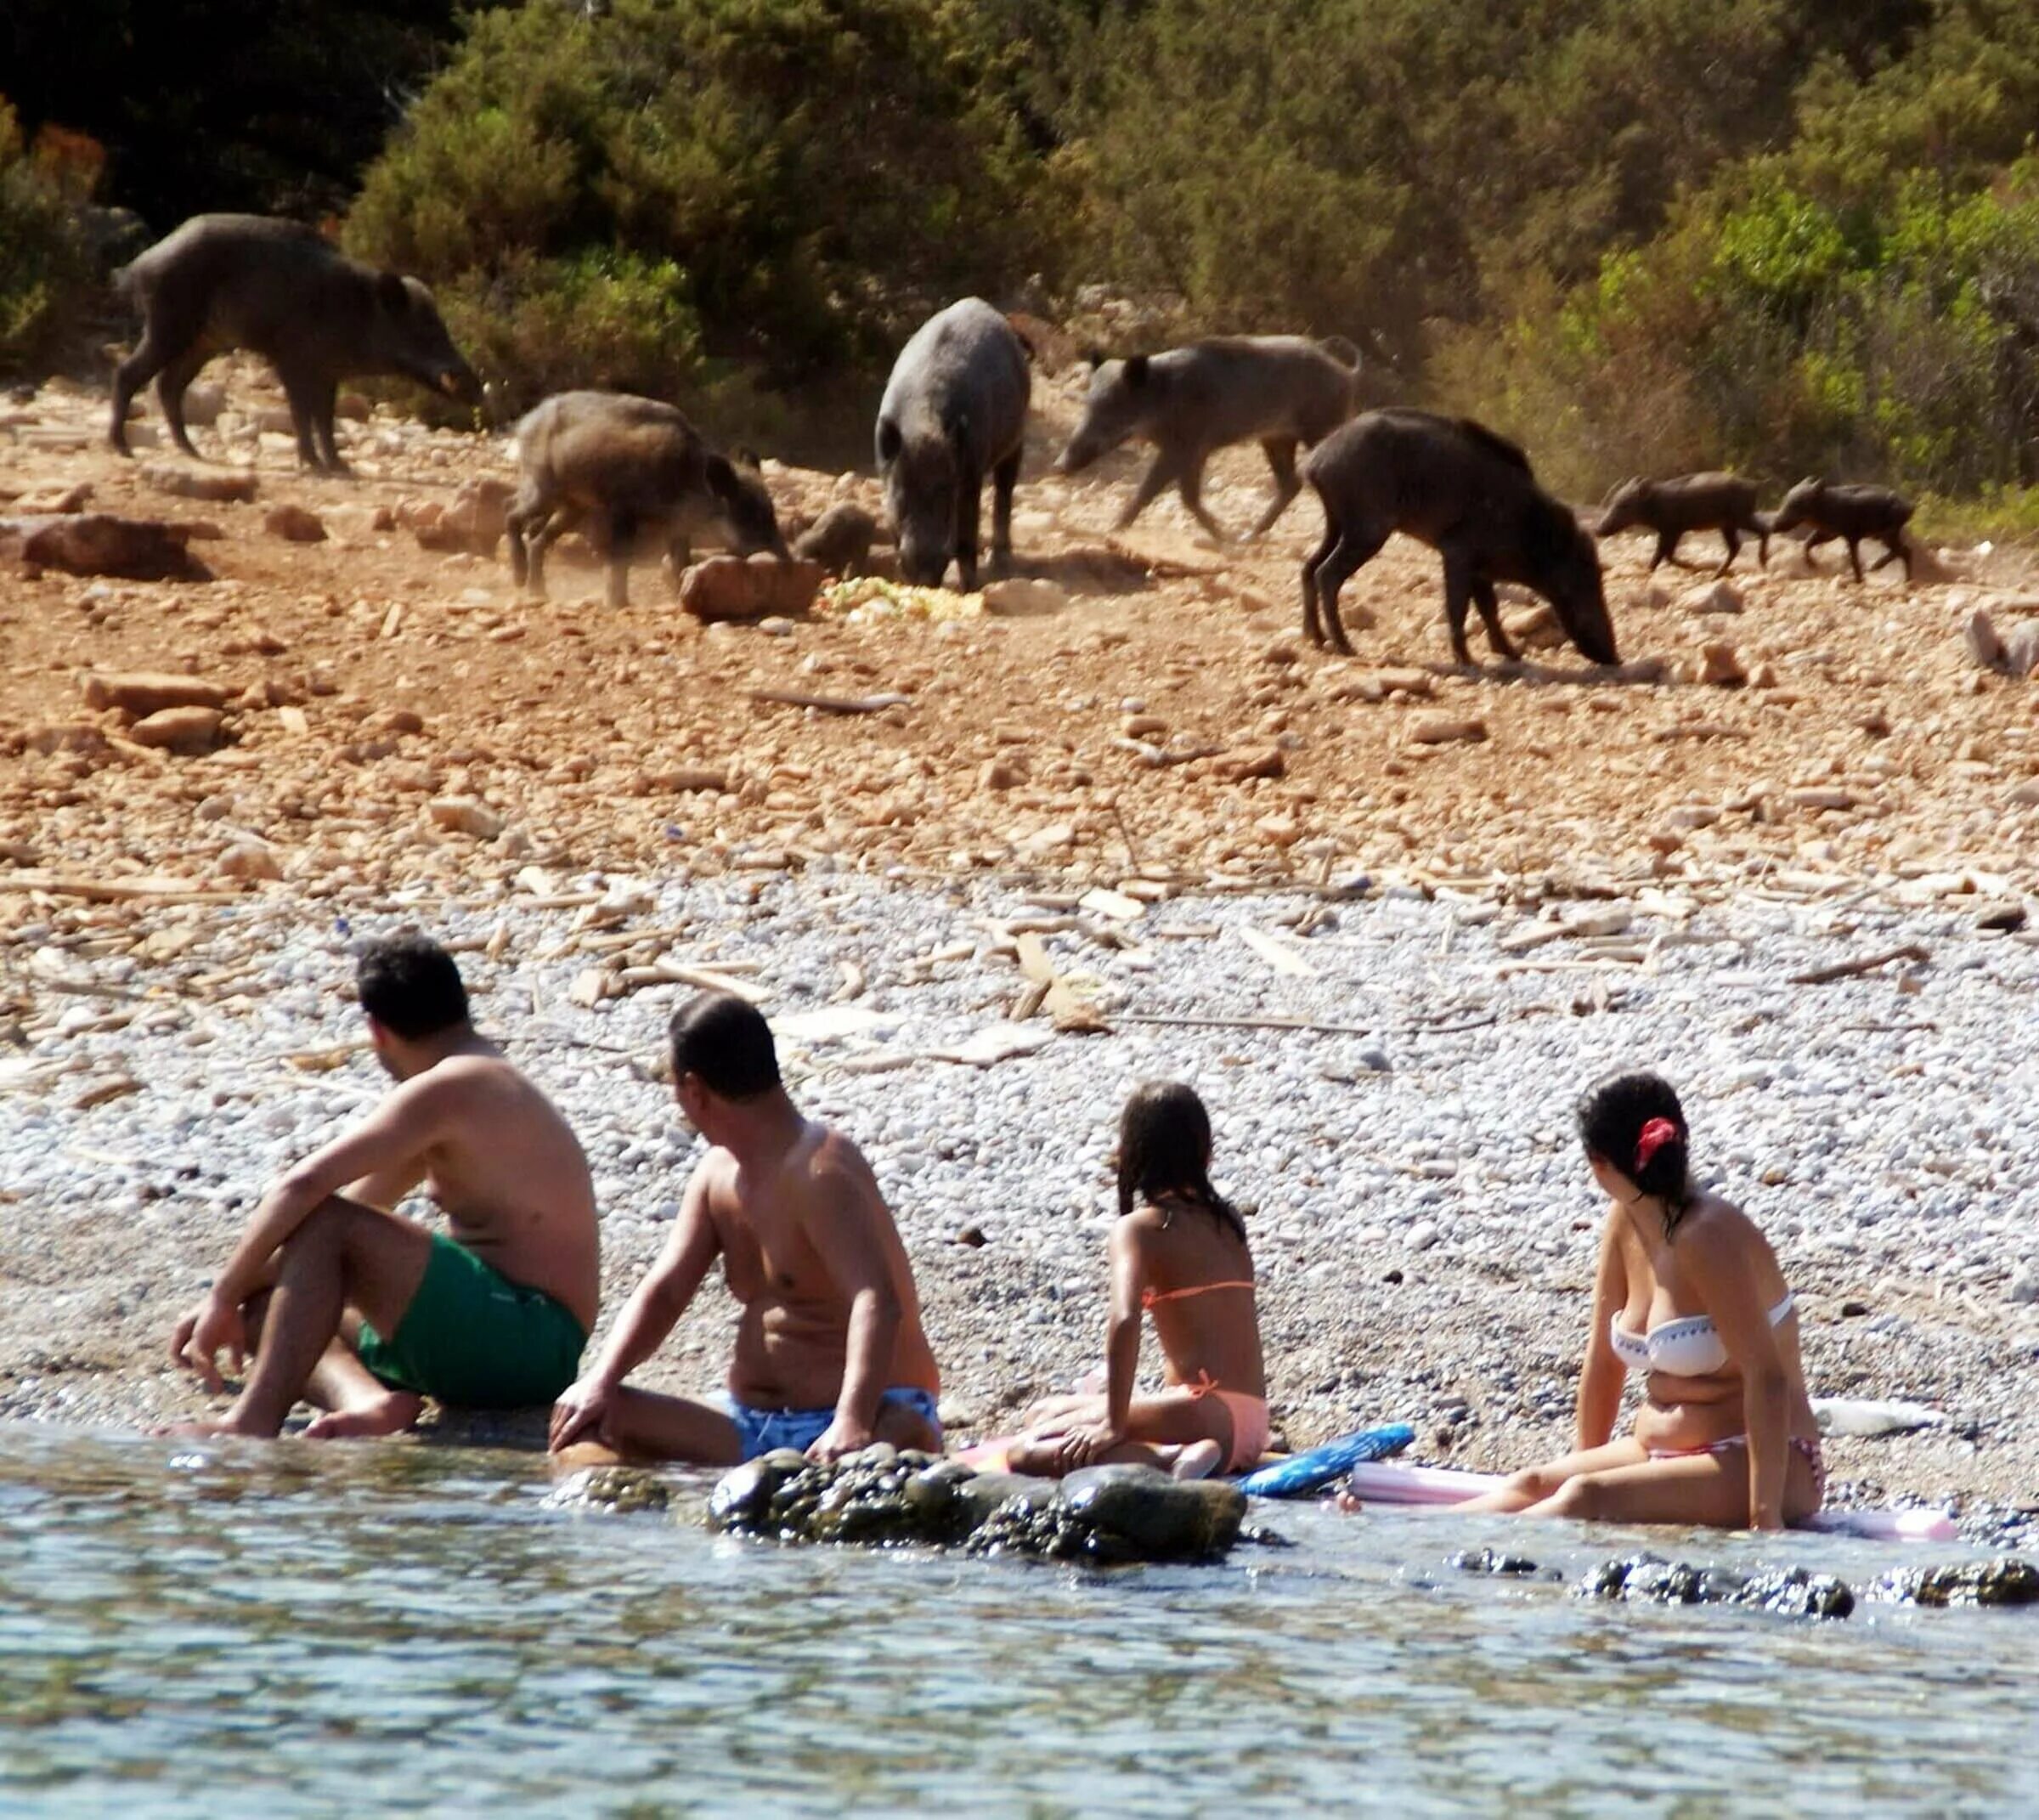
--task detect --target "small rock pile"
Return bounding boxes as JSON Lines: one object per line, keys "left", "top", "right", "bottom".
{"left": 707, "top": 1445, "right": 1248, "bottom": 1563}
{"left": 1556, "top": 1550, "right": 2039, "bottom": 1619}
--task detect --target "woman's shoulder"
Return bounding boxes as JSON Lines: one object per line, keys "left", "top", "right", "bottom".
{"left": 1672, "top": 1190, "right": 1760, "bottom": 1250}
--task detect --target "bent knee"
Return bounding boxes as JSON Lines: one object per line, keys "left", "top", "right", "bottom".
{"left": 1543, "top": 1476, "right": 1603, "bottom": 1520}
{"left": 1504, "top": 1467, "right": 1558, "bottom": 1503}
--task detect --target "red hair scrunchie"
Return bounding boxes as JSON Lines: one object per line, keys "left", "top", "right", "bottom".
{"left": 1634, "top": 1116, "right": 1680, "bottom": 1171}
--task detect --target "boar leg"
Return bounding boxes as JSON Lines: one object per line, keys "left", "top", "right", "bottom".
{"left": 1797, "top": 529, "right": 1830, "bottom": 572}
{"left": 1752, "top": 515, "right": 1771, "bottom": 568}
{"left": 506, "top": 489, "right": 545, "bottom": 590}
{"left": 274, "top": 365, "right": 329, "bottom": 472}
{"left": 1247, "top": 439, "right": 1301, "bottom": 539}
{"left": 310, "top": 381, "right": 347, "bottom": 473}
{"left": 154, "top": 348, "right": 212, "bottom": 461}
{"left": 1869, "top": 535, "right": 1912, "bottom": 581}
{"left": 1714, "top": 527, "right": 1741, "bottom": 577}
{"left": 110, "top": 326, "right": 181, "bottom": 456}
{"left": 523, "top": 503, "right": 580, "bottom": 602}
{"left": 1300, "top": 521, "right": 1338, "bottom": 647}
{"left": 953, "top": 458, "right": 986, "bottom": 594}
{"left": 1648, "top": 529, "right": 1681, "bottom": 571}
{"left": 1842, "top": 537, "right": 1867, "bottom": 585}
{"left": 1309, "top": 527, "right": 1384, "bottom": 657}
{"left": 1441, "top": 548, "right": 1482, "bottom": 666}
{"left": 1471, "top": 576, "right": 1520, "bottom": 663}
{"left": 1175, "top": 457, "right": 1229, "bottom": 544}
{"left": 991, "top": 449, "right": 1020, "bottom": 572}
{"left": 1115, "top": 450, "right": 1179, "bottom": 529}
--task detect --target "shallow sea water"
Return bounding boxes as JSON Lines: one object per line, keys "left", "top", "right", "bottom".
{"left": 1, "top": 1429, "right": 2033, "bottom": 1817}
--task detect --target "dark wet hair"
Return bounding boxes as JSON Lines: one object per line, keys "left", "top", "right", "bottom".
{"left": 669, "top": 992, "right": 782, "bottom": 1099}
{"left": 356, "top": 934, "right": 470, "bottom": 1041}
{"left": 1577, "top": 1070, "right": 1694, "bottom": 1235}
{"left": 1117, "top": 1081, "right": 1246, "bottom": 1242}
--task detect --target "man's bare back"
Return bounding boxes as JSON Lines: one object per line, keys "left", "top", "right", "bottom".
{"left": 701, "top": 1119, "right": 938, "bottom": 1410}
{"left": 549, "top": 992, "right": 941, "bottom": 1467}
{"left": 391, "top": 1052, "right": 600, "bottom": 1330}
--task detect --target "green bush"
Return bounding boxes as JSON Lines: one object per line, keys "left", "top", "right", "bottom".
{"left": 0, "top": 98, "right": 93, "bottom": 372}
{"left": 346, "top": 0, "right": 1053, "bottom": 448}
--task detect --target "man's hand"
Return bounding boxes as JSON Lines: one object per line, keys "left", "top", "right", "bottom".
{"left": 1052, "top": 1419, "right": 1121, "bottom": 1472}
{"left": 171, "top": 1293, "right": 247, "bottom": 1393}
{"left": 548, "top": 1374, "right": 616, "bottom": 1452}
{"left": 806, "top": 1413, "right": 876, "bottom": 1462}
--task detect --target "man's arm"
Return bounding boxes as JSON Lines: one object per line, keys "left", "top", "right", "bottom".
{"left": 171, "top": 1073, "right": 455, "bottom": 1387}
{"left": 549, "top": 1170, "right": 722, "bottom": 1450}
{"left": 804, "top": 1145, "right": 907, "bottom": 1461}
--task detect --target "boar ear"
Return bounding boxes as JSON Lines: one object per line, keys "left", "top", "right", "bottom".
{"left": 376, "top": 270, "right": 409, "bottom": 315}
{"left": 877, "top": 418, "right": 903, "bottom": 464}
{"left": 1125, "top": 354, "right": 1150, "bottom": 387}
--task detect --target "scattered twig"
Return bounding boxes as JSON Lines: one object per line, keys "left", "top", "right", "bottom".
{"left": 1116, "top": 1012, "right": 1377, "bottom": 1037}
{"left": 1788, "top": 944, "right": 1930, "bottom": 986}
{"left": 750, "top": 688, "right": 912, "bottom": 715}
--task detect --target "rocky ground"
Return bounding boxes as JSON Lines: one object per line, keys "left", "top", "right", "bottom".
{"left": 1, "top": 359, "right": 2036, "bottom": 1521}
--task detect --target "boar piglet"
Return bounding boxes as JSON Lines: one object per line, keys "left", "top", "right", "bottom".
{"left": 1597, "top": 472, "right": 1769, "bottom": 576}
{"left": 1769, "top": 478, "right": 1914, "bottom": 584}
{"left": 1055, "top": 335, "right": 1362, "bottom": 540}
{"left": 876, "top": 299, "right": 1031, "bottom": 592}
{"left": 111, "top": 213, "right": 479, "bottom": 473}
{"left": 507, "top": 391, "right": 785, "bottom": 609}
{"left": 1302, "top": 410, "right": 1618, "bottom": 667}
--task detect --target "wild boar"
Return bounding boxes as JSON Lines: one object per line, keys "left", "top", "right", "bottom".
{"left": 1055, "top": 336, "right": 1362, "bottom": 539}
{"left": 793, "top": 502, "right": 878, "bottom": 578}
{"left": 110, "top": 214, "right": 479, "bottom": 472}
{"left": 1302, "top": 410, "right": 1618, "bottom": 666}
{"left": 1596, "top": 472, "right": 1769, "bottom": 576}
{"left": 876, "top": 299, "right": 1031, "bottom": 591}
{"left": 506, "top": 391, "right": 786, "bottom": 609}
{"left": 1769, "top": 478, "right": 1915, "bottom": 583}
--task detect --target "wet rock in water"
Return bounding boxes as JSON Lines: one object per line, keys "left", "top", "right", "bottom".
{"left": 706, "top": 1450, "right": 1245, "bottom": 1563}
{"left": 1867, "top": 1558, "right": 2039, "bottom": 1608}
{"left": 1449, "top": 1546, "right": 1539, "bottom": 1576}
{"left": 545, "top": 1467, "right": 673, "bottom": 1514}
{"left": 1573, "top": 1552, "right": 1852, "bottom": 1619}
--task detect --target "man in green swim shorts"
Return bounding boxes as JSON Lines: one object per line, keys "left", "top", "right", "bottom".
{"left": 169, "top": 935, "right": 600, "bottom": 1438}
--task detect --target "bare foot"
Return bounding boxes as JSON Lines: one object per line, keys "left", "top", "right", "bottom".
{"left": 1170, "top": 1438, "right": 1224, "bottom": 1482}
{"left": 302, "top": 1389, "right": 423, "bottom": 1440}
{"left": 1334, "top": 1490, "right": 1364, "bottom": 1513}
{"left": 155, "top": 1417, "right": 264, "bottom": 1439}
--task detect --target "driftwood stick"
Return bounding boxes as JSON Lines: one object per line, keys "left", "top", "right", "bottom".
{"left": 750, "top": 688, "right": 912, "bottom": 715}
{"left": 1788, "top": 944, "right": 1929, "bottom": 986}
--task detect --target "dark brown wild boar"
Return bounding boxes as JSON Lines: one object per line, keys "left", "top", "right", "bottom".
{"left": 110, "top": 214, "right": 479, "bottom": 472}
{"left": 1596, "top": 472, "right": 1769, "bottom": 576}
{"left": 1054, "top": 335, "right": 1362, "bottom": 539}
{"left": 1769, "top": 478, "right": 1914, "bottom": 583}
{"left": 1301, "top": 410, "right": 1618, "bottom": 666}
{"left": 506, "top": 391, "right": 786, "bottom": 609}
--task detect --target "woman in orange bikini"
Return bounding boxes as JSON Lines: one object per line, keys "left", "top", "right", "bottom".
{"left": 1457, "top": 1070, "right": 1823, "bottom": 1530}
{"left": 1010, "top": 1081, "right": 1268, "bottom": 1481}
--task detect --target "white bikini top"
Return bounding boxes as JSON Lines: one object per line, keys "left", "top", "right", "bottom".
{"left": 1611, "top": 1292, "right": 1796, "bottom": 1379}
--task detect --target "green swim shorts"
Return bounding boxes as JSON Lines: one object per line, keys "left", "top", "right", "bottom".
{"left": 356, "top": 1234, "right": 588, "bottom": 1409}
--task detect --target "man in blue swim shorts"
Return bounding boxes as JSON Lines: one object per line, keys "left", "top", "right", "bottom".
{"left": 549, "top": 992, "right": 943, "bottom": 1464}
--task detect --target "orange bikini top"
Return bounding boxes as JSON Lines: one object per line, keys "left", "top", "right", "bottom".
{"left": 1141, "top": 1280, "right": 1257, "bottom": 1310}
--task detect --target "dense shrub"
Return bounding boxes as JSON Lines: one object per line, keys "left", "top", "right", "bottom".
{"left": 0, "top": 99, "right": 96, "bottom": 373}
{"left": 345, "top": 0, "right": 1052, "bottom": 443}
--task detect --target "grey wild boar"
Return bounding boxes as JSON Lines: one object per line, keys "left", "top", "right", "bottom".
{"left": 793, "top": 502, "right": 878, "bottom": 577}
{"left": 1055, "top": 335, "right": 1362, "bottom": 539}
{"left": 110, "top": 214, "right": 479, "bottom": 472}
{"left": 1302, "top": 410, "right": 1618, "bottom": 665}
{"left": 1596, "top": 472, "right": 1769, "bottom": 576}
{"left": 506, "top": 391, "right": 786, "bottom": 609}
{"left": 1769, "top": 478, "right": 1915, "bottom": 583}
{"left": 876, "top": 298, "right": 1031, "bottom": 591}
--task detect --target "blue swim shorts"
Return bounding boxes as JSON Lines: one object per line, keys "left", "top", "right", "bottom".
{"left": 717, "top": 1386, "right": 942, "bottom": 1461}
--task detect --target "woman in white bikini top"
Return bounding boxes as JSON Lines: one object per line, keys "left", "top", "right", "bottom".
{"left": 1458, "top": 1070, "right": 1824, "bottom": 1532}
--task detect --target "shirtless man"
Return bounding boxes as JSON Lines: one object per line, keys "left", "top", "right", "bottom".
{"left": 169, "top": 934, "right": 600, "bottom": 1438}
{"left": 549, "top": 992, "right": 940, "bottom": 1464}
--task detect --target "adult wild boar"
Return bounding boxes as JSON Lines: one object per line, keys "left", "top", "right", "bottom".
{"left": 1302, "top": 410, "right": 1618, "bottom": 666}
{"left": 876, "top": 298, "right": 1031, "bottom": 591}
{"left": 1596, "top": 472, "right": 1769, "bottom": 576}
{"left": 506, "top": 391, "right": 786, "bottom": 609}
{"left": 1055, "top": 336, "right": 1362, "bottom": 540}
{"left": 1769, "top": 478, "right": 1915, "bottom": 584}
{"left": 110, "top": 214, "right": 480, "bottom": 472}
